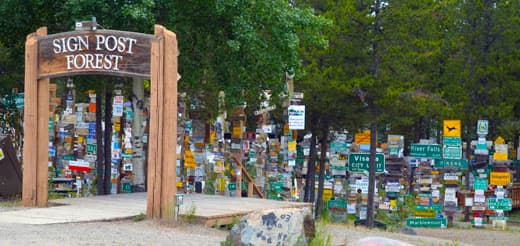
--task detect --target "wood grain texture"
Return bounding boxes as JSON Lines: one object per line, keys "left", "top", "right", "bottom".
{"left": 22, "top": 31, "right": 38, "bottom": 207}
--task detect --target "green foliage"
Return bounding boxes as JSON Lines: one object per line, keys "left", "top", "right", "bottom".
{"left": 308, "top": 222, "right": 331, "bottom": 246}
{"left": 133, "top": 213, "right": 145, "bottom": 222}
{"left": 182, "top": 203, "right": 197, "bottom": 223}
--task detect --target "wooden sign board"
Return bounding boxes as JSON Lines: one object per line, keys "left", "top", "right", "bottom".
{"left": 38, "top": 30, "right": 153, "bottom": 79}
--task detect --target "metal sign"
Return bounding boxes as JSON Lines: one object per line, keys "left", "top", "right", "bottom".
{"left": 288, "top": 105, "right": 305, "bottom": 130}
{"left": 443, "top": 145, "right": 462, "bottom": 159}
{"left": 406, "top": 218, "right": 447, "bottom": 228}
{"left": 443, "top": 120, "right": 461, "bottom": 137}
{"left": 490, "top": 172, "right": 511, "bottom": 186}
{"left": 487, "top": 198, "right": 512, "bottom": 211}
{"left": 434, "top": 158, "right": 468, "bottom": 169}
{"left": 348, "top": 153, "right": 385, "bottom": 173}
{"left": 477, "top": 120, "right": 488, "bottom": 135}
{"left": 410, "top": 144, "right": 441, "bottom": 158}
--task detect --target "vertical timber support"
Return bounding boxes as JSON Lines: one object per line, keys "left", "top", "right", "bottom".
{"left": 147, "top": 25, "right": 178, "bottom": 219}
{"left": 22, "top": 27, "right": 49, "bottom": 207}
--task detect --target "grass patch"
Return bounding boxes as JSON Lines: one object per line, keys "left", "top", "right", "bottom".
{"left": 133, "top": 213, "right": 145, "bottom": 222}
{"left": 0, "top": 199, "right": 21, "bottom": 207}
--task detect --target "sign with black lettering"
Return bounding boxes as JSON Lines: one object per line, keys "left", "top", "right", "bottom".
{"left": 38, "top": 30, "right": 153, "bottom": 78}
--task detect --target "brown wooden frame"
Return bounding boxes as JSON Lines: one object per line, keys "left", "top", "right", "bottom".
{"left": 22, "top": 25, "right": 178, "bottom": 219}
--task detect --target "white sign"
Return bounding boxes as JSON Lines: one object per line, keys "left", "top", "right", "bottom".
{"left": 477, "top": 120, "right": 489, "bottom": 135}
{"left": 288, "top": 105, "right": 305, "bottom": 130}
{"left": 444, "top": 188, "right": 457, "bottom": 203}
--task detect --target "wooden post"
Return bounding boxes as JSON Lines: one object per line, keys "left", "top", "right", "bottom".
{"left": 22, "top": 27, "right": 49, "bottom": 207}
{"left": 146, "top": 25, "right": 178, "bottom": 219}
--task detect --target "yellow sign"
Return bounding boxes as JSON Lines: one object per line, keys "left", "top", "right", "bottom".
{"left": 322, "top": 189, "right": 333, "bottom": 202}
{"left": 288, "top": 141, "right": 296, "bottom": 152}
{"left": 493, "top": 152, "right": 508, "bottom": 161}
{"left": 184, "top": 150, "right": 196, "bottom": 168}
{"left": 443, "top": 120, "right": 461, "bottom": 137}
{"left": 490, "top": 172, "right": 511, "bottom": 186}
{"left": 355, "top": 130, "right": 371, "bottom": 145}
{"left": 494, "top": 136, "right": 505, "bottom": 145}
{"left": 232, "top": 126, "right": 242, "bottom": 138}
{"left": 414, "top": 210, "right": 436, "bottom": 218}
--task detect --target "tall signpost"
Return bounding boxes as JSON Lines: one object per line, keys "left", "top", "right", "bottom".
{"left": 23, "top": 24, "right": 179, "bottom": 219}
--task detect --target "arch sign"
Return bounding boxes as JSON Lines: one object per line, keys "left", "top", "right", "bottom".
{"left": 23, "top": 25, "right": 178, "bottom": 219}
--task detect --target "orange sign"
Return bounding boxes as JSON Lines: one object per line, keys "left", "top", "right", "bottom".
{"left": 355, "top": 130, "right": 371, "bottom": 145}
{"left": 490, "top": 172, "right": 511, "bottom": 186}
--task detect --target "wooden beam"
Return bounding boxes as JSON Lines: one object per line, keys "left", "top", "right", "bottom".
{"left": 160, "top": 27, "right": 178, "bottom": 218}
{"left": 232, "top": 154, "right": 264, "bottom": 198}
{"left": 147, "top": 26, "right": 164, "bottom": 218}
{"left": 36, "top": 28, "right": 49, "bottom": 208}
{"left": 22, "top": 31, "right": 39, "bottom": 207}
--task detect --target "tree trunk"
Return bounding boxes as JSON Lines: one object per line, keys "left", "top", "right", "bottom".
{"left": 131, "top": 78, "right": 145, "bottom": 191}
{"left": 315, "top": 128, "right": 329, "bottom": 219}
{"left": 304, "top": 132, "right": 317, "bottom": 203}
{"left": 366, "top": 121, "right": 377, "bottom": 228}
{"left": 103, "top": 90, "right": 112, "bottom": 195}
{"left": 95, "top": 87, "right": 104, "bottom": 195}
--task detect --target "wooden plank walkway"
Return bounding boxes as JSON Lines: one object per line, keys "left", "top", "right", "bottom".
{"left": 0, "top": 192, "right": 311, "bottom": 226}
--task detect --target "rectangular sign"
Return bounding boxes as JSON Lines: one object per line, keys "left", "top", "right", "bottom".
{"left": 443, "top": 145, "right": 462, "bottom": 159}
{"left": 355, "top": 130, "right": 371, "bottom": 145}
{"left": 348, "top": 153, "right": 385, "bottom": 173}
{"left": 38, "top": 30, "right": 153, "bottom": 79}
{"left": 490, "top": 172, "right": 511, "bottom": 186}
{"left": 406, "top": 218, "right": 447, "bottom": 228}
{"left": 474, "top": 178, "right": 488, "bottom": 190}
{"left": 487, "top": 198, "right": 512, "bottom": 211}
{"left": 410, "top": 144, "right": 441, "bottom": 158}
{"left": 477, "top": 120, "right": 489, "bottom": 135}
{"left": 288, "top": 105, "right": 305, "bottom": 130}
{"left": 443, "top": 137, "right": 461, "bottom": 146}
{"left": 443, "top": 120, "right": 461, "bottom": 137}
{"left": 434, "top": 159, "right": 468, "bottom": 169}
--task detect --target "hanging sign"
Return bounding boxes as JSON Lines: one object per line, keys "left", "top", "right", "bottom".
{"left": 443, "top": 120, "right": 461, "bottom": 137}
{"left": 288, "top": 105, "right": 305, "bottom": 130}
{"left": 38, "top": 30, "right": 153, "bottom": 79}
{"left": 477, "top": 120, "right": 489, "bottom": 135}
{"left": 490, "top": 172, "right": 511, "bottom": 186}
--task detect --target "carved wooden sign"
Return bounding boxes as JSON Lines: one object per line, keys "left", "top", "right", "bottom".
{"left": 38, "top": 30, "right": 153, "bottom": 79}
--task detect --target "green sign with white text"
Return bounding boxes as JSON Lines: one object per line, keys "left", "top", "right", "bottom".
{"left": 348, "top": 153, "right": 385, "bottom": 173}
{"left": 434, "top": 159, "right": 468, "bottom": 169}
{"left": 406, "top": 218, "right": 447, "bottom": 228}
{"left": 410, "top": 144, "right": 441, "bottom": 158}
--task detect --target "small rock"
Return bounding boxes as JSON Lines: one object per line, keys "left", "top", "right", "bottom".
{"left": 400, "top": 227, "right": 417, "bottom": 236}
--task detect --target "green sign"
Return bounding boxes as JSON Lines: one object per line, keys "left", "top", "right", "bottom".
{"left": 228, "top": 183, "right": 237, "bottom": 191}
{"left": 443, "top": 145, "right": 462, "bottom": 159}
{"left": 348, "top": 153, "right": 385, "bottom": 173}
{"left": 434, "top": 159, "right": 468, "bottom": 169}
{"left": 330, "top": 165, "right": 347, "bottom": 170}
{"left": 410, "top": 144, "right": 441, "bottom": 158}
{"left": 121, "top": 182, "right": 132, "bottom": 193}
{"left": 415, "top": 204, "right": 442, "bottom": 213}
{"left": 443, "top": 137, "right": 461, "bottom": 146}
{"left": 474, "top": 178, "right": 488, "bottom": 190}
{"left": 406, "top": 218, "right": 447, "bottom": 228}
{"left": 63, "top": 155, "right": 75, "bottom": 161}
{"left": 86, "top": 144, "right": 97, "bottom": 153}
{"left": 487, "top": 198, "right": 512, "bottom": 211}
{"left": 14, "top": 93, "right": 24, "bottom": 109}
{"left": 328, "top": 199, "right": 347, "bottom": 210}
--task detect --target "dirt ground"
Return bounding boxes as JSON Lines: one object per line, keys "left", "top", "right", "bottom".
{"left": 2, "top": 205, "right": 520, "bottom": 246}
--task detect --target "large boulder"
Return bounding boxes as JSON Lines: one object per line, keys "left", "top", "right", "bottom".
{"left": 227, "top": 207, "right": 314, "bottom": 246}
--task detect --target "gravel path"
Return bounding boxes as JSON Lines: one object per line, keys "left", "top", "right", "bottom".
{"left": 2, "top": 204, "right": 520, "bottom": 246}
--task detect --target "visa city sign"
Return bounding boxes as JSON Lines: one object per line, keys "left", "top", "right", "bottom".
{"left": 348, "top": 153, "right": 385, "bottom": 173}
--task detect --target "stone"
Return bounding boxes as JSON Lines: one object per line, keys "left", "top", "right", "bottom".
{"left": 227, "top": 207, "right": 313, "bottom": 246}
{"left": 399, "top": 227, "right": 417, "bottom": 236}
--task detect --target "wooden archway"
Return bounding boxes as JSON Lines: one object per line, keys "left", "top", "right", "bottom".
{"left": 22, "top": 25, "right": 178, "bottom": 219}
